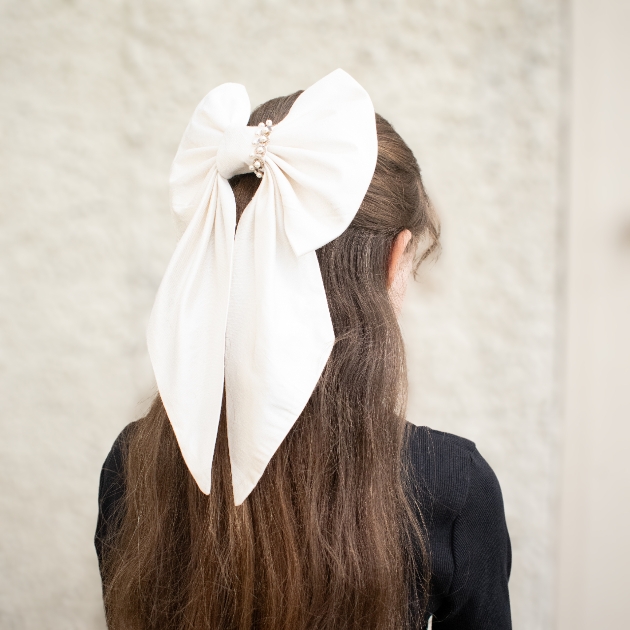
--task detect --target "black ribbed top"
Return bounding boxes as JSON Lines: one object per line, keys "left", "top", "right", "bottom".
{"left": 404, "top": 424, "right": 512, "bottom": 628}
{"left": 96, "top": 423, "right": 512, "bottom": 628}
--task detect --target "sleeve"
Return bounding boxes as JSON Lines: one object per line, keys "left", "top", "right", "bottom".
{"left": 432, "top": 448, "right": 512, "bottom": 629}
{"left": 94, "top": 424, "right": 132, "bottom": 580}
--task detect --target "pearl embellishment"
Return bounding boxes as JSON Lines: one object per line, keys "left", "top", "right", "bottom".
{"left": 248, "top": 120, "right": 273, "bottom": 178}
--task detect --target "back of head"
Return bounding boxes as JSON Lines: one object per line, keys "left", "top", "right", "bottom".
{"left": 102, "top": 90, "right": 439, "bottom": 630}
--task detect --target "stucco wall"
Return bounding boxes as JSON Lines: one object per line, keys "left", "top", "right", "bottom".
{"left": 0, "top": 2, "right": 563, "bottom": 628}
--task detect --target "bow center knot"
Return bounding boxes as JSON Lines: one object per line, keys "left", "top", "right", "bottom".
{"left": 216, "top": 125, "right": 260, "bottom": 179}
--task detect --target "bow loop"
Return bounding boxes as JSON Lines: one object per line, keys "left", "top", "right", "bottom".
{"left": 267, "top": 70, "right": 377, "bottom": 257}
{"left": 217, "top": 125, "right": 260, "bottom": 179}
{"left": 170, "top": 83, "right": 251, "bottom": 228}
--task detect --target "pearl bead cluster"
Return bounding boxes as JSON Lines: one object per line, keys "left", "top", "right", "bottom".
{"left": 249, "top": 120, "right": 273, "bottom": 178}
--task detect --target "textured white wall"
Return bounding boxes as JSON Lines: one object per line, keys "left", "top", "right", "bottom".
{"left": 0, "top": 1, "right": 564, "bottom": 628}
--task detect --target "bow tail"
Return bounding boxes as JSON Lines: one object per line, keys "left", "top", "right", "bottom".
{"left": 225, "top": 174, "right": 336, "bottom": 505}
{"left": 147, "top": 172, "right": 236, "bottom": 494}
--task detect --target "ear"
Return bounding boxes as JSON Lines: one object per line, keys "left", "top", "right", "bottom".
{"left": 388, "top": 229, "right": 413, "bottom": 288}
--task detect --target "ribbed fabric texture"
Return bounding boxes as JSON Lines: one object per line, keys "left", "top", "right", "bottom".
{"left": 95, "top": 423, "right": 512, "bottom": 629}
{"left": 404, "top": 424, "right": 512, "bottom": 628}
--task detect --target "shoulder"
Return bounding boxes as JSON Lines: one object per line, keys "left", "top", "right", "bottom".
{"left": 95, "top": 422, "right": 138, "bottom": 567}
{"left": 101, "top": 422, "right": 136, "bottom": 476}
{"left": 405, "top": 424, "right": 478, "bottom": 464}
{"left": 404, "top": 423, "right": 507, "bottom": 533}
{"left": 405, "top": 424, "right": 477, "bottom": 514}
{"left": 98, "top": 421, "right": 137, "bottom": 507}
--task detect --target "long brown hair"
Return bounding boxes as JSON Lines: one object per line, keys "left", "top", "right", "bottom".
{"left": 101, "top": 91, "right": 440, "bottom": 630}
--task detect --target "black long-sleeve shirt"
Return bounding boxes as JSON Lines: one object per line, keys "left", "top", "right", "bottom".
{"left": 96, "top": 423, "right": 512, "bottom": 628}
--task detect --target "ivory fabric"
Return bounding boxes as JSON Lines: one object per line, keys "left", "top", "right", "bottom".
{"left": 147, "top": 69, "right": 377, "bottom": 504}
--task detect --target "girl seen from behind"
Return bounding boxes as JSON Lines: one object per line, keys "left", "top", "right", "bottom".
{"left": 96, "top": 70, "right": 511, "bottom": 629}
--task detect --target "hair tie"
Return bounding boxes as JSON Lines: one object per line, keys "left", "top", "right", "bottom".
{"left": 147, "top": 69, "right": 377, "bottom": 504}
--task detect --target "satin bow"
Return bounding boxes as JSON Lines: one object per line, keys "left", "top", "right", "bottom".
{"left": 147, "top": 69, "right": 377, "bottom": 504}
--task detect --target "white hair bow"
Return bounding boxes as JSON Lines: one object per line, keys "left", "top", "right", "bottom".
{"left": 147, "top": 69, "right": 377, "bottom": 505}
